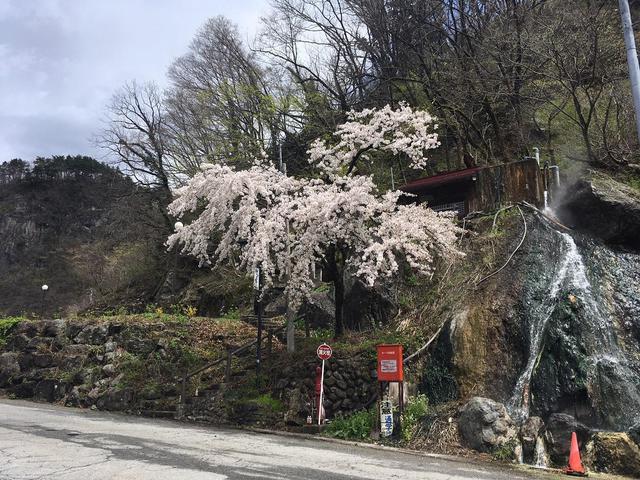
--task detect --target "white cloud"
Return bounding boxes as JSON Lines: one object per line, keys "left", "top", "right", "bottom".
{"left": 0, "top": 0, "right": 269, "bottom": 162}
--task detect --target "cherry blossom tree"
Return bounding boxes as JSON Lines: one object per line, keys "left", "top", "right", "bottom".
{"left": 168, "top": 104, "right": 461, "bottom": 344}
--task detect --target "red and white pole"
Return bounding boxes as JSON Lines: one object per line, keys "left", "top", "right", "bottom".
{"left": 318, "top": 359, "right": 325, "bottom": 426}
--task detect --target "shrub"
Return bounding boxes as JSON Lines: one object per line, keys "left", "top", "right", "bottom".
{"left": 0, "top": 316, "right": 25, "bottom": 348}
{"left": 402, "top": 394, "right": 429, "bottom": 442}
{"left": 252, "top": 393, "right": 284, "bottom": 412}
{"left": 325, "top": 408, "right": 375, "bottom": 440}
{"left": 492, "top": 439, "right": 519, "bottom": 462}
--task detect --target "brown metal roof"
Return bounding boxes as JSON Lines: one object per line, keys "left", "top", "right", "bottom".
{"left": 401, "top": 167, "right": 482, "bottom": 193}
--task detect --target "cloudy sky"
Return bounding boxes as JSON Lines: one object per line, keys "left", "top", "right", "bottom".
{"left": 0, "top": 0, "right": 268, "bottom": 162}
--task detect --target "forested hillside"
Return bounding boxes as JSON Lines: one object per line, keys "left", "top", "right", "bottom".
{"left": 3, "top": 1, "right": 640, "bottom": 478}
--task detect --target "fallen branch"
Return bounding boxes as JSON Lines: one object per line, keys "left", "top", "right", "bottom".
{"left": 519, "top": 201, "right": 572, "bottom": 232}
{"left": 403, "top": 319, "right": 448, "bottom": 365}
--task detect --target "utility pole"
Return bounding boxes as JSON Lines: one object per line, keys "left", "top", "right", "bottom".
{"left": 619, "top": 0, "right": 640, "bottom": 143}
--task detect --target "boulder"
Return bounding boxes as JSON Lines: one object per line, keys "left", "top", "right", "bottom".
{"left": 520, "top": 416, "right": 545, "bottom": 464}
{"left": 283, "top": 386, "right": 306, "bottom": 426}
{"left": 630, "top": 422, "right": 640, "bottom": 448}
{"left": 13, "top": 321, "right": 38, "bottom": 338}
{"left": 95, "top": 388, "right": 134, "bottom": 411}
{"left": 584, "top": 432, "right": 640, "bottom": 478}
{"left": 544, "top": 413, "right": 590, "bottom": 466}
{"left": 118, "top": 336, "right": 156, "bottom": 355}
{"left": 457, "top": 397, "right": 518, "bottom": 452}
{"left": 343, "top": 279, "right": 397, "bottom": 330}
{"left": 41, "top": 320, "right": 64, "bottom": 338}
{"left": 34, "top": 379, "right": 66, "bottom": 402}
{"left": 561, "top": 172, "right": 640, "bottom": 249}
{"left": 65, "top": 344, "right": 93, "bottom": 355}
{"left": 32, "top": 353, "right": 54, "bottom": 368}
{"left": 9, "top": 381, "right": 36, "bottom": 398}
{"left": 296, "top": 291, "right": 334, "bottom": 330}
{"left": 0, "top": 352, "right": 20, "bottom": 376}
{"left": 74, "top": 324, "right": 109, "bottom": 345}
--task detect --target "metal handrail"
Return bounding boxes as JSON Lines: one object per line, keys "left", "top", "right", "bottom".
{"left": 176, "top": 324, "right": 286, "bottom": 418}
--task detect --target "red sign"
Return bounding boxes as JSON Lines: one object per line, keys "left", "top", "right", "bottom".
{"left": 317, "top": 343, "right": 332, "bottom": 360}
{"left": 377, "top": 344, "right": 403, "bottom": 382}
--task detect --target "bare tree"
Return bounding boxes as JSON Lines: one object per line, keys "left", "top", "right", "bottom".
{"left": 166, "top": 16, "right": 280, "bottom": 170}
{"left": 531, "top": 0, "right": 628, "bottom": 164}
{"left": 100, "top": 81, "right": 171, "bottom": 191}
{"left": 98, "top": 81, "right": 175, "bottom": 229}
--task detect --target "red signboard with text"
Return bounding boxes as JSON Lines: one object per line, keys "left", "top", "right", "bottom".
{"left": 377, "top": 344, "right": 403, "bottom": 382}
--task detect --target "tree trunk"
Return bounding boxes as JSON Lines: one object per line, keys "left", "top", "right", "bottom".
{"left": 325, "top": 245, "right": 346, "bottom": 337}
{"left": 334, "top": 260, "right": 345, "bottom": 338}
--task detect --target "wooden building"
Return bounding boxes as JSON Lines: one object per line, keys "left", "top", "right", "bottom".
{"left": 401, "top": 158, "right": 545, "bottom": 216}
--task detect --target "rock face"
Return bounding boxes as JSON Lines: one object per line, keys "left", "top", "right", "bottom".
{"left": 343, "top": 279, "right": 397, "bottom": 330}
{"left": 457, "top": 397, "right": 517, "bottom": 452}
{"left": 296, "top": 291, "right": 334, "bottom": 330}
{"left": 519, "top": 416, "right": 545, "bottom": 464}
{"left": 584, "top": 432, "right": 640, "bottom": 478}
{"left": 561, "top": 172, "right": 640, "bottom": 249}
{"left": 0, "top": 318, "right": 180, "bottom": 415}
{"left": 544, "top": 413, "right": 590, "bottom": 466}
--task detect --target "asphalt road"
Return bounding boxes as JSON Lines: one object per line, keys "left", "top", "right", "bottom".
{"left": 0, "top": 399, "right": 564, "bottom": 480}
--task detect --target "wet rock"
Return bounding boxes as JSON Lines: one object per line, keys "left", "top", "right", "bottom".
{"left": 544, "top": 413, "right": 590, "bottom": 466}
{"left": 520, "top": 416, "right": 545, "bottom": 463}
{"left": 584, "top": 432, "right": 640, "bottom": 478}
{"left": 457, "top": 397, "right": 517, "bottom": 452}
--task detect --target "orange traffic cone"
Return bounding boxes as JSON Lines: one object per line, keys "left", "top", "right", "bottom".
{"left": 564, "top": 431, "right": 587, "bottom": 477}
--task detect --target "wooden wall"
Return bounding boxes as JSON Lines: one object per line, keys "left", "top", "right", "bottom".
{"left": 467, "top": 158, "right": 544, "bottom": 213}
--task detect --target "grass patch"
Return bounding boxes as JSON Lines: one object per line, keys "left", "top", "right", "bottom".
{"left": 324, "top": 408, "right": 375, "bottom": 440}
{"left": 0, "top": 316, "right": 26, "bottom": 348}
{"left": 251, "top": 393, "right": 284, "bottom": 412}
{"left": 402, "top": 394, "right": 429, "bottom": 442}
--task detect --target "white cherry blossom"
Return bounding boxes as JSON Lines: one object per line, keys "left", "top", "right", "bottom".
{"left": 168, "top": 104, "right": 461, "bottom": 333}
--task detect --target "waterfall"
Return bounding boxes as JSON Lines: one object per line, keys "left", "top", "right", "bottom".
{"left": 533, "top": 436, "right": 549, "bottom": 468}
{"left": 507, "top": 231, "right": 576, "bottom": 421}
{"left": 508, "top": 224, "right": 640, "bottom": 429}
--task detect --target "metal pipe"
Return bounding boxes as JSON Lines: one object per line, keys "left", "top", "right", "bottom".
{"left": 619, "top": 0, "right": 640, "bottom": 143}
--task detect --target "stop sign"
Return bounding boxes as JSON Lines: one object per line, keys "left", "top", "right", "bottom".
{"left": 317, "top": 343, "right": 332, "bottom": 360}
